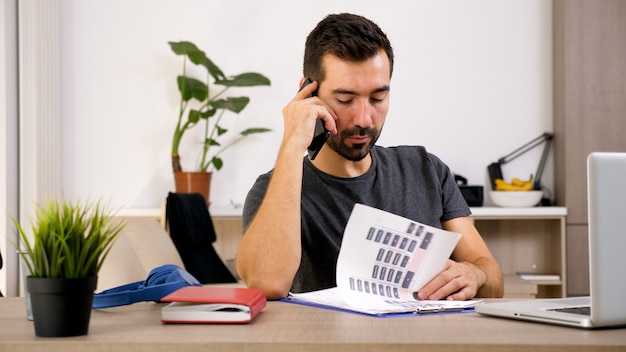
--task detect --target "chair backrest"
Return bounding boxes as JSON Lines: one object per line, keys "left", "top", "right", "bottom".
{"left": 165, "top": 192, "right": 237, "bottom": 284}
{"left": 166, "top": 192, "right": 217, "bottom": 243}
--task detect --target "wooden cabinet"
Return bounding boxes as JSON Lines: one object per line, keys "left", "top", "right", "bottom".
{"left": 553, "top": 0, "right": 626, "bottom": 296}
{"left": 470, "top": 207, "right": 567, "bottom": 298}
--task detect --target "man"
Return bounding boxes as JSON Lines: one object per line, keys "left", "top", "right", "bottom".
{"left": 236, "top": 13, "right": 503, "bottom": 301}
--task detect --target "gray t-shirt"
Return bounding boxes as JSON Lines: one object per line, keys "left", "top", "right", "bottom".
{"left": 242, "top": 145, "right": 470, "bottom": 293}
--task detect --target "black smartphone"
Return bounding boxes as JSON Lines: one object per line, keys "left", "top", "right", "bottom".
{"left": 299, "top": 78, "right": 330, "bottom": 160}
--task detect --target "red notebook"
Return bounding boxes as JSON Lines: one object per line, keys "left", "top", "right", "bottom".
{"left": 160, "top": 286, "right": 267, "bottom": 323}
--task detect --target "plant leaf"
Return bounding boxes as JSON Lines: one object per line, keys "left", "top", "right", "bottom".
{"left": 212, "top": 156, "right": 223, "bottom": 171}
{"left": 168, "top": 41, "right": 205, "bottom": 65}
{"left": 11, "top": 199, "right": 126, "bottom": 279}
{"left": 201, "top": 107, "right": 217, "bottom": 119}
{"left": 188, "top": 109, "right": 202, "bottom": 124}
{"left": 211, "top": 97, "right": 250, "bottom": 113}
{"left": 177, "top": 76, "right": 208, "bottom": 102}
{"left": 216, "top": 125, "right": 228, "bottom": 136}
{"left": 201, "top": 56, "right": 226, "bottom": 82}
{"left": 215, "top": 72, "right": 271, "bottom": 87}
{"left": 204, "top": 138, "right": 220, "bottom": 147}
{"left": 241, "top": 127, "right": 272, "bottom": 136}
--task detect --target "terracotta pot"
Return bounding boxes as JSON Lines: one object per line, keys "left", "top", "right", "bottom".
{"left": 174, "top": 171, "right": 212, "bottom": 206}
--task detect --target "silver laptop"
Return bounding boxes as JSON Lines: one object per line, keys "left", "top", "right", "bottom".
{"left": 476, "top": 152, "right": 626, "bottom": 329}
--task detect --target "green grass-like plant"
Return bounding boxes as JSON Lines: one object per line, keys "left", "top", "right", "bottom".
{"left": 12, "top": 199, "right": 126, "bottom": 279}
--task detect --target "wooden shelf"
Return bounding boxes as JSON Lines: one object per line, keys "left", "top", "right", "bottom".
{"left": 470, "top": 206, "right": 567, "bottom": 218}
{"left": 470, "top": 207, "right": 568, "bottom": 298}
{"left": 116, "top": 205, "right": 243, "bottom": 218}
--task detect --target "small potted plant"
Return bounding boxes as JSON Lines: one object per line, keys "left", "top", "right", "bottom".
{"left": 12, "top": 199, "right": 125, "bottom": 337}
{"left": 169, "top": 41, "right": 271, "bottom": 204}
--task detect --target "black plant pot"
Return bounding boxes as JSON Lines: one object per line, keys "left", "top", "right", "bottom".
{"left": 27, "top": 276, "right": 98, "bottom": 337}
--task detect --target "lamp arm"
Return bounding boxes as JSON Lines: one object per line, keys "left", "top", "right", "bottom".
{"left": 533, "top": 134, "right": 554, "bottom": 189}
{"left": 498, "top": 132, "right": 553, "bottom": 165}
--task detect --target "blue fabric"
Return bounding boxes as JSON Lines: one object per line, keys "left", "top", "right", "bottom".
{"left": 92, "top": 264, "right": 200, "bottom": 308}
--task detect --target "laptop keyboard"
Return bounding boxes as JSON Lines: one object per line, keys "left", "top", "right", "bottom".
{"left": 549, "top": 306, "right": 591, "bottom": 315}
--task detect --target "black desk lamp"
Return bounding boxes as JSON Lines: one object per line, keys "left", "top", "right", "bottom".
{"left": 487, "top": 132, "right": 554, "bottom": 194}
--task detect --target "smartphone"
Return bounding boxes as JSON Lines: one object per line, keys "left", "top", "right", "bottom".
{"left": 299, "top": 78, "right": 330, "bottom": 160}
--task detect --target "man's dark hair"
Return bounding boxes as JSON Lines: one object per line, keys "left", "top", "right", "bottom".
{"left": 303, "top": 13, "right": 394, "bottom": 82}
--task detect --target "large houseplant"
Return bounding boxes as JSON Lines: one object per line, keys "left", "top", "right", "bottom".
{"left": 169, "top": 41, "right": 271, "bottom": 204}
{"left": 13, "top": 199, "right": 125, "bottom": 337}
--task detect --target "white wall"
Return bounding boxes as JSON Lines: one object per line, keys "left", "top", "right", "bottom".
{"left": 58, "top": 0, "right": 552, "bottom": 209}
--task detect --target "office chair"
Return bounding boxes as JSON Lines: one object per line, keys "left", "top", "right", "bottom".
{"left": 165, "top": 192, "right": 237, "bottom": 284}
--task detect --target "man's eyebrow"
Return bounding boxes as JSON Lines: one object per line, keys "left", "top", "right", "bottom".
{"left": 332, "top": 85, "right": 390, "bottom": 95}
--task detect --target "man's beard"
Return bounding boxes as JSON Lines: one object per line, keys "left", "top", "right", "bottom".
{"left": 326, "top": 126, "right": 380, "bottom": 161}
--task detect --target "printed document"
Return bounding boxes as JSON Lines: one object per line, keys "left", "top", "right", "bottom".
{"left": 286, "top": 204, "right": 481, "bottom": 315}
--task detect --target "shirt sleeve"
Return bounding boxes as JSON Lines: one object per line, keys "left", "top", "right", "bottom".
{"left": 427, "top": 153, "right": 472, "bottom": 221}
{"left": 241, "top": 171, "right": 272, "bottom": 232}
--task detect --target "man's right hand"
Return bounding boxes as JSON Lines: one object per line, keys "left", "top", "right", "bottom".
{"left": 281, "top": 79, "right": 337, "bottom": 154}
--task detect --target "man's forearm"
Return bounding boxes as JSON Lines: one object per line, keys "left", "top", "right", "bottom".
{"left": 474, "top": 257, "right": 504, "bottom": 298}
{"left": 236, "top": 144, "right": 305, "bottom": 299}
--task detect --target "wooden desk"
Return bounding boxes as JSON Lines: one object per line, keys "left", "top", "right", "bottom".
{"left": 0, "top": 297, "right": 624, "bottom": 351}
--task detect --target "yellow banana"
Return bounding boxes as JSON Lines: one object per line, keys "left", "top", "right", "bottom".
{"left": 511, "top": 175, "right": 532, "bottom": 187}
{"left": 495, "top": 179, "right": 519, "bottom": 191}
{"left": 495, "top": 175, "right": 534, "bottom": 191}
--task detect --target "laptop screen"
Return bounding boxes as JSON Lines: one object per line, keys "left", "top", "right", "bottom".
{"left": 587, "top": 152, "right": 626, "bottom": 326}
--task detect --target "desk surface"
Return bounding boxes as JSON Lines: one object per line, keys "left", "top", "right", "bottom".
{"left": 0, "top": 298, "right": 624, "bottom": 352}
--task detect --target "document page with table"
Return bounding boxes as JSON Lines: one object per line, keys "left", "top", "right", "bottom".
{"left": 285, "top": 204, "right": 481, "bottom": 316}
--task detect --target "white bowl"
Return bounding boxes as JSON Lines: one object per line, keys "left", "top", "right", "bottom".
{"left": 489, "top": 191, "right": 543, "bottom": 207}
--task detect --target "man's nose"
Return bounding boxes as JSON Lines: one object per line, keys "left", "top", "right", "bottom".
{"left": 352, "top": 100, "right": 373, "bottom": 128}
